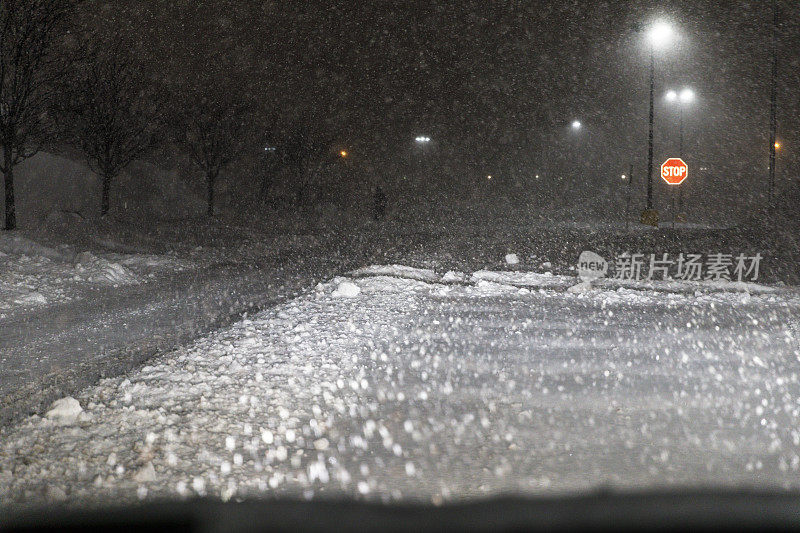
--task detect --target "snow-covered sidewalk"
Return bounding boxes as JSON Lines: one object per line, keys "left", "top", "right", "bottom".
{"left": 2, "top": 267, "right": 799, "bottom": 509}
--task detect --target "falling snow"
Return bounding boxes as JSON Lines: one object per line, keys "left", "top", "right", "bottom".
{"left": 2, "top": 268, "right": 799, "bottom": 509}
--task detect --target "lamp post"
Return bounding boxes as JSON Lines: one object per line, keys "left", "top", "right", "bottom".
{"left": 642, "top": 22, "right": 674, "bottom": 224}
{"left": 413, "top": 135, "right": 432, "bottom": 183}
{"left": 647, "top": 45, "right": 655, "bottom": 212}
{"left": 624, "top": 163, "right": 634, "bottom": 231}
{"left": 768, "top": 0, "right": 778, "bottom": 204}
{"left": 665, "top": 88, "right": 694, "bottom": 215}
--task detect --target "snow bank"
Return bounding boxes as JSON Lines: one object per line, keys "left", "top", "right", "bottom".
{"left": 470, "top": 270, "right": 573, "bottom": 289}
{"left": 349, "top": 264, "right": 439, "bottom": 283}
{"left": 595, "top": 277, "right": 777, "bottom": 295}
{"left": 349, "top": 265, "right": 783, "bottom": 297}
{"left": 74, "top": 252, "right": 139, "bottom": 285}
{"left": 0, "top": 233, "right": 74, "bottom": 262}
{"left": 0, "top": 233, "right": 182, "bottom": 318}
{"left": 441, "top": 271, "right": 469, "bottom": 283}
{"left": 567, "top": 281, "right": 594, "bottom": 293}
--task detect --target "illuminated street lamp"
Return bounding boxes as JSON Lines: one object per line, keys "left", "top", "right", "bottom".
{"left": 643, "top": 20, "right": 675, "bottom": 214}
{"left": 649, "top": 21, "right": 674, "bottom": 49}
{"left": 665, "top": 87, "right": 695, "bottom": 214}
{"left": 664, "top": 87, "right": 695, "bottom": 157}
{"left": 340, "top": 150, "right": 348, "bottom": 158}
{"left": 415, "top": 136, "right": 431, "bottom": 143}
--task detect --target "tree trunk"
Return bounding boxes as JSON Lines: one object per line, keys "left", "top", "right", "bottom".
{"left": 207, "top": 172, "right": 216, "bottom": 217}
{"left": 101, "top": 173, "right": 112, "bottom": 216}
{"left": 3, "top": 150, "right": 15, "bottom": 230}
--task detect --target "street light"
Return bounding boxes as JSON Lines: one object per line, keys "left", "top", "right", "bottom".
{"left": 649, "top": 21, "right": 674, "bottom": 49}
{"left": 571, "top": 120, "right": 582, "bottom": 130}
{"left": 768, "top": 0, "right": 778, "bottom": 203}
{"left": 643, "top": 20, "right": 675, "bottom": 218}
{"left": 664, "top": 87, "right": 695, "bottom": 157}
{"left": 665, "top": 87, "right": 695, "bottom": 217}
{"left": 415, "top": 136, "right": 431, "bottom": 143}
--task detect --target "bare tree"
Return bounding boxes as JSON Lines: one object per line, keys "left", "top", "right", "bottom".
{"left": 176, "top": 90, "right": 250, "bottom": 217}
{"left": 61, "top": 46, "right": 162, "bottom": 216}
{"left": 0, "top": 0, "right": 81, "bottom": 230}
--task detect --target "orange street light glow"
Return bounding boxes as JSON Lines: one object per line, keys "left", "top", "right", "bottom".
{"left": 340, "top": 150, "right": 348, "bottom": 158}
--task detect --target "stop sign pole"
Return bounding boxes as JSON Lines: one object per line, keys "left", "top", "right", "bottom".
{"left": 661, "top": 158, "right": 688, "bottom": 229}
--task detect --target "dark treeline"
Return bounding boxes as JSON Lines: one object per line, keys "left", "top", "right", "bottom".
{"left": 0, "top": 0, "right": 377, "bottom": 229}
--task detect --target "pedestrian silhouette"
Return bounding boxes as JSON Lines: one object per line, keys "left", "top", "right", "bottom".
{"left": 374, "top": 186, "right": 387, "bottom": 221}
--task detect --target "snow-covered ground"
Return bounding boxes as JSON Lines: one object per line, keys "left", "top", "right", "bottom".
{"left": 0, "top": 233, "right": 191, "bottom": 318}
{"left": 2, "top": 266, "right": 799, "bottom": 509}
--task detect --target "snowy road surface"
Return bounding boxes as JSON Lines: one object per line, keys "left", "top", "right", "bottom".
{"left": 0, "top": 259, "right": 330, "bottom": 425}
{"left": 2, "top": 267, "right": 800, "bottom": 508}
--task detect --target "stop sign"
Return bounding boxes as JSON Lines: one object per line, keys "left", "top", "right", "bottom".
{"left": 660, "top": 158, "right": 688, "bottom": 185}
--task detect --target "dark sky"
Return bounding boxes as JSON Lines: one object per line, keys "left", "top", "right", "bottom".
{"left": 86, "top": 0, "right": 799, "bottom": 205}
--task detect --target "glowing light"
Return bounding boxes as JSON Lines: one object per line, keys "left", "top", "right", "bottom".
{"left": 679, "top": 88, "right": 695, "bottom": 103}
{"left": 415, "top": 136, "right": 431, "bottom": 143}
{"left": 621, "top": 174, "right": 627, "bottom": 180}
{"left": 665, "top": 90, "right": 678, "bottom": 102}
{"left": 340, "top": 150, "right": 348, "bottom": 158}
{"left": 487, "top": 175, "right": 492, "bottom": 180}
{"left": 571, "top": 120, "right": 582, "bottom": 130}
{"left": 648, "top": 21, "right": 674, "bottom": 49}
{"left": 775, "top": 142, "right": 781, "bottom": 150}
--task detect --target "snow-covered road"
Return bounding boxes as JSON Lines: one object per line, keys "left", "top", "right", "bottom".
{"left": 2, "top": 267, "right": 800, "bottom": 508}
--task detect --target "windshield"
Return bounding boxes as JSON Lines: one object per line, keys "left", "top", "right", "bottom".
{"left": 1, "top": 0, "right": 799, "bottom": 518}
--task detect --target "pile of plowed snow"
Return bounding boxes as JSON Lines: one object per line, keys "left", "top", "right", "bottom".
{"left": 73, "top": 251, "right": 139, "bottom": 285}
{"left": 0, "top": 233, "right": 184, "bottom": 316}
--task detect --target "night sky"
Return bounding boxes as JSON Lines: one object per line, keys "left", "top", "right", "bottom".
{"left": 84, "top": 0, "right": 799, "bottom": 207}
